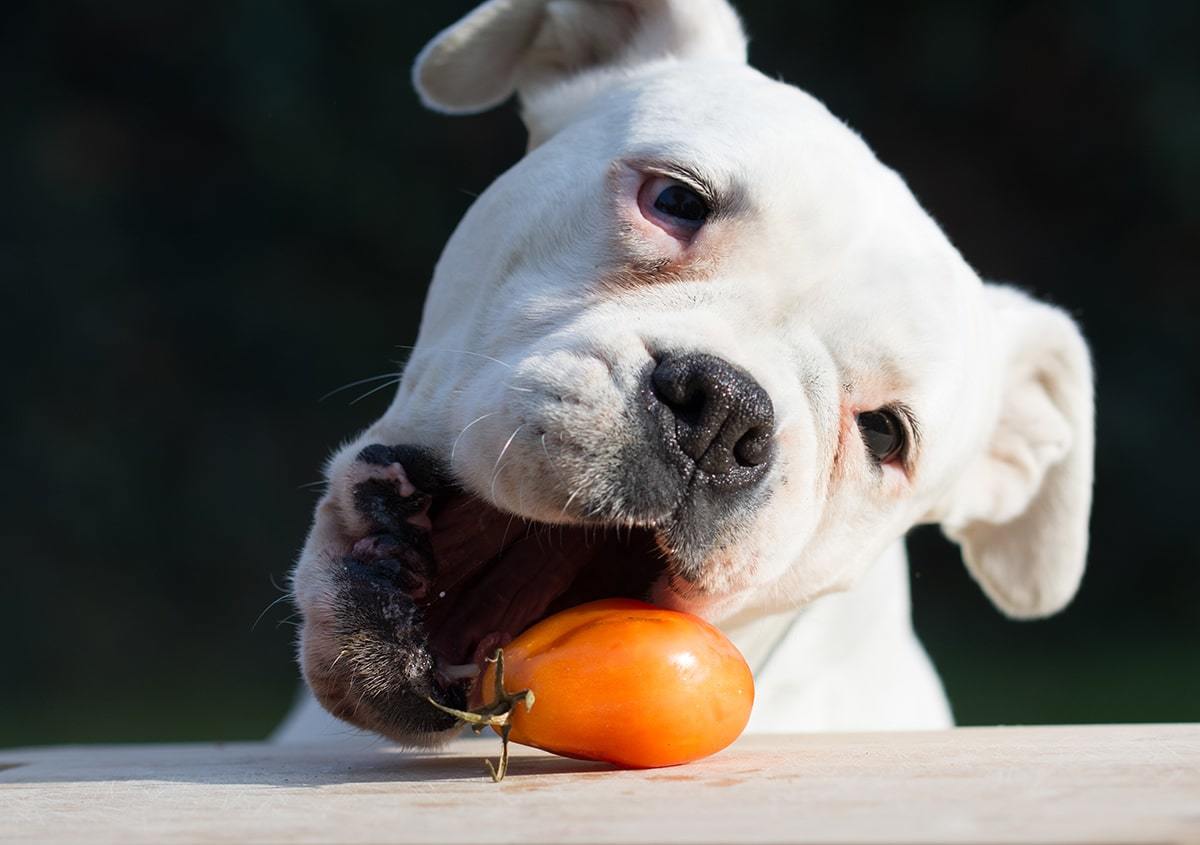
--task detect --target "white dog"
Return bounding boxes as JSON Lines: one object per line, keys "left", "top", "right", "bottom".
{"left": 278, "top": 0, "right": 1093, "bottom": 744}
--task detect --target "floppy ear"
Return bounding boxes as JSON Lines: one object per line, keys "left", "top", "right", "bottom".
{"left": 413, "top": 0, "right": 747, "bottom": 120}
{"left": 934, "top": 285, "right": 1095, "bottom": 619}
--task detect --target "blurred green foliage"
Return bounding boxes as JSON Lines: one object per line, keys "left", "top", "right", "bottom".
{"left": 2, "top": 1, "right": 1197, "bottom": 747}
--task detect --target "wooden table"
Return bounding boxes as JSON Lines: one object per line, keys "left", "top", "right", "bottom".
{"left": 2, "top": 724, "right": 1197, "bottom": 844}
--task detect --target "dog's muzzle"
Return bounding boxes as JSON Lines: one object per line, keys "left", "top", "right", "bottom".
{"left": 300, "top": 354, "right": 777, "bottom": 741}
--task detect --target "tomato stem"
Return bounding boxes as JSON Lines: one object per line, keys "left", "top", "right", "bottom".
{"left": 425, "top": 648, "right": 533, "bottom": 782}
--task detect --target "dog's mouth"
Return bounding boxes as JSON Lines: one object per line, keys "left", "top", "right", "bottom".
{"left": 311, "top": 443, "right": 705, "bottom": 738}
{"left": 418, "top": 491, "right": 666, "bottom": 676}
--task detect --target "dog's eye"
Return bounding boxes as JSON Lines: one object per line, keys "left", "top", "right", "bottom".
{"left": 638, "top": 175, "right": 710, "bottom": 241}
{"left": 653, "top": 182, "right": 709, "bottom": 225}
{"left": 856, "top": 410, "right": 905, "bottom": 464}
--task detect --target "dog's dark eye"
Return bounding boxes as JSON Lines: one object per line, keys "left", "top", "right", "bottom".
{"left": 857, "top": 410, "right": 905, "bottom": 464}
{"left": 653, "top": 183, "right": 709, "bottom": 226}
{"left": 637, "top": 174, "right": 713, "bottom": 243}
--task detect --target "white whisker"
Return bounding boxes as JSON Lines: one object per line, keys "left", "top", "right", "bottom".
{"left": 450, "top": 411, "right": 499, "bottom": 465}
{"left": 349, "top": 377, "right": 402, "bottom": 405}
{"left": 540, "top": 433, "right": 568, "bottom": 487}
{"left": 498, "top": 511, "right": 523, "bottom": 555}
{"left": 490, "top": 424, "right": 526, "bottom": 501}
{"left": 251, "top": 592, "right": 292, "bottom": 632}
{"left": 560, "top": 484, "right": 584, "bottom": 519}
{"left": 395, "top": 344, "right": 514, "bottom": 370}
{"left": 319, "top": 372, "right": 402, "bottom": 403}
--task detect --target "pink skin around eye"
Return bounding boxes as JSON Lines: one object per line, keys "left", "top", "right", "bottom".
{"left": 837, "top": 402, "right": 911, "bottom": 490}
{"left": 637, "top": 175, "right": 705, "bottom": 245}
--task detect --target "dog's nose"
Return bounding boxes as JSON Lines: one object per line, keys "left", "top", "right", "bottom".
{"left": 650, "top": 352, "right": 774, "bottom": 478}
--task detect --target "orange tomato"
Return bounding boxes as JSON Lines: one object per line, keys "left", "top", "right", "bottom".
{"left": 474, "top": 598, "right": 754, "bottom": 768}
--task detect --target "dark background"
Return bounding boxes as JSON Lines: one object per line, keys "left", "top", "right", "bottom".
{"left": 3, "top": 1, "right": 1197, "bottom": 747}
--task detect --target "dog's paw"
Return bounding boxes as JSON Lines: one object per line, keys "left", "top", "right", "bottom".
{"left": 295, "top": 442, "right": 470, "bottom": 738}
{"left": 332, "top": 443, "right": 455, "bottom": 625}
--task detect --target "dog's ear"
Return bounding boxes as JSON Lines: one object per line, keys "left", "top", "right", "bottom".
{"left": 931, "top": 285, "right": 1095, "bottom": 619}
{"left": 413, "top": 0, "right": 747, "bottom": 120}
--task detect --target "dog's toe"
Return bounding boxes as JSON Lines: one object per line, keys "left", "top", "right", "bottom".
{"left": 337, "top": 443, "right": 454, "bottom": 538}
{"left": 348, "top": 534, "right": 433, "bottom": 600}
{"left": 349, "top": 532, "right": 406, "bottom": 560}
{"left": 354, "top": 444, "right": 455, "bottom": 493}
{"left": 341, "top": 554, "right": 430, "bottom": 607}
{"left": 352, "top": 476, "right": 433, "bottom": 534}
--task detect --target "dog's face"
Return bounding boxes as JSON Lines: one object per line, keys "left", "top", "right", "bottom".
{"left": 292, "top": 0, "right": 1094, "bottom": 743}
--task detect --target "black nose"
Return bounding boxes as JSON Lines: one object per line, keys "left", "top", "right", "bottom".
{"left": 650, "top": 352, "right": 774, "bottom": 480}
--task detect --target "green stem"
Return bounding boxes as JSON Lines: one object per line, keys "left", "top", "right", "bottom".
{"left": 426, "top": 648, "right": 534, "bottom": 782}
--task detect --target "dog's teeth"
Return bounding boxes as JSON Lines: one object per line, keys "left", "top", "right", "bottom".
{"left": 441, "top": 663, "right": 480, "bottom": 680}
{"left": 471, "top": 632, "right": 512, "bottom": 668}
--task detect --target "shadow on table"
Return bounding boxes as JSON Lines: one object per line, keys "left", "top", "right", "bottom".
{"left": 0, "top": 744, "right": 619, "bottom": 787}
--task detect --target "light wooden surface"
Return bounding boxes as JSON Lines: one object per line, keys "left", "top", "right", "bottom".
{"left": 1, "top": 724, "right": 1197, "bottom": 844}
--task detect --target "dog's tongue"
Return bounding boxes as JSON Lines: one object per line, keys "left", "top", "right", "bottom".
{"left": 419, "top": 493, "right": 661, "bottom": 665}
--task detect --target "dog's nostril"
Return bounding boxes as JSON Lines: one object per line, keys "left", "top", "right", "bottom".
{"left": 734, "top": 426, "right": 772, "bottom": 468}
{"left": 654, "top": 378, "right": 706, "bottom": 426}
{"left": 650, "top": 352, "right": 775, "bottom": 478}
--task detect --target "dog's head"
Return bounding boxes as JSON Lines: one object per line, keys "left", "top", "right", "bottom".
{"left": 291, "top": 0, "right": 1094, "bottom": 742}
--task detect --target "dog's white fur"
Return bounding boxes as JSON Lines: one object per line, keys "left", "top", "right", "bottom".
{"left": 278, "top": 0, "right": 1092, "bottom": 743}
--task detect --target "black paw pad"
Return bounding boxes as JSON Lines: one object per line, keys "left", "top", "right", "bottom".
{"left": 354, "top": 444, "right": 455, "bottom": 495}
{"left": 352, "top": 479, "right": 432, "bottom": 537}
